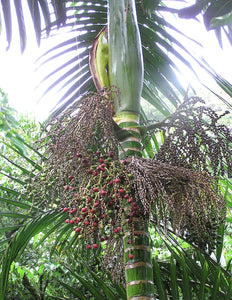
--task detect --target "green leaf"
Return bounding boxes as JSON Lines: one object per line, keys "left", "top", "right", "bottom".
{"left": 153, "top": 259, "right": 168, "bottom": 300}
{"left": 170, "top": 256, "right": 179, "bottom": 300}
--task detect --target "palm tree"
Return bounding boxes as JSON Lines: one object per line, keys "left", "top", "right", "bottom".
{"left": 1, "top": 1, "right": 232, "bottom": 299}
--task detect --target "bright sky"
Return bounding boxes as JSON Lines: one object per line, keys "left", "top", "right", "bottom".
{"left": 0, "top": 6, "right": 232, "bottom": 122}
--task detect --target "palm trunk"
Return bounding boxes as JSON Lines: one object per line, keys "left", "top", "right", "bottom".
{"left": 107, "top": 1, "right": 154, "bottom": 298}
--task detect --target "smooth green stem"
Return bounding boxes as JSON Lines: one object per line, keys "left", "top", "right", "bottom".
{"left": 108, "top": 0, "right": 144, "bottom": 115}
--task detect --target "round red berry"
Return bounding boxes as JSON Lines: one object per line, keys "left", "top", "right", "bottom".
{"left": 93, "top": 187, "right": 99, "bottom": 192}
{"left": 93, "top": 244, "right": 98, "bottom": 249}
{"left": 129, "top": 254, "right": 134, "bottom": 259}
{"left": 63, "top": 207, "right": 69, "bottom": 212}
{"left": 75, "top": 227, "right": 81, "bottom": 233}
{"left": 87, "top": 245, "right": 92, "bottom": 250}
{"left": 100, "top": 190, "right": 107, "bottom": 196}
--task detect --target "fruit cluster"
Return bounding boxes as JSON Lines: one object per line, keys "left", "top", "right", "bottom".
{"left": 62, "top": 149, "right": 143, "bottom": 254}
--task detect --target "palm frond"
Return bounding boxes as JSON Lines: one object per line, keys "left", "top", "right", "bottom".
{"left": 0, "top": 0, "right": 66, "bottom": 52}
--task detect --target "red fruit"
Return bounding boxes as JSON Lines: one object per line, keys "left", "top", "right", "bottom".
{"left": 119, "top": 189, "right": 125, "bottom": 194}
{"left": 70, "top": 219, "right": 74, "bottom": 224}
{"left": 109, "top": 151, "right": 114, "bottom": 157}
{"left": 102, "top": 174, "right": 107, "bottom": 178}
{"left": 128, "top": 218, "right": 132, "bottom": 223}
{"left": 134, "top": 231, "right": 139, "bottom": 236}
{"left": 69, "top": 186, "right": 73, "bottom": 190}
{"left": 94, "top": 201, "right": 100, "bottom": 207}
{"left": 76, "top": 217, "right": 82, "bottom": 222}
{"left": 99, "top": 237, "right": 105, "bottom": 242}
{"left": 87, "top": 169, "right": 93, "bottom": 174}
{"left": 63, "top": 207, "right": 69, "bottom": 212}
{"left": 93, "top": 187, "right": 99, "bottom": 192}
{"left": 76, "top": 153, "right": 82, "bottom": 158}
{"left": 68, "top": 175, "right": 74, "bottom": 180}
{"left": 87, "top": 245, "right": 92, "bottom": 250}
{"left": 101, "top": 168, "right": 106, "bottom": 172}
{"left": 75, "top": 227, "right": 81, "bottom": 233}
{"left": 101, "top": 214, "right": 105, "bottom": 218}
{"left": 133, "top": 202, "right": 137, "bottom": 207}
{"left": 128, "top": 198, "right": 133, "bottom": 203}
{"left": 123, "top": 160, "right": 127, "bottom": 165}
{"left": 81, "top": 207, "right": 87, "bottom": 213}
{"left": 87, "top": 197, "right": 92, "bottom": 203}
{"left": 94, "top": 171, "right": 98, "bottom": 176}
{"left": 96, "top": 150, "right": 101, "bottom": 155}
{"left": 100, "top": 190, "right": 107, "bottom": 196}
{"left": 115, "top": 178, "right": 120, "bottom": 183}
{"left": 75, "top": 193, "right": 79, "bottom": 197}
{"left": 99, "top": 158, "right": 104, "bottom": 163}
{"left": 118, "top": 227, "right": 122, "bottom": 231}
{"left": 93, "top": 222, "right": 98, "bottom": 227}
{"left": 91, "top": 209, "right": 96, "bottom": 214}
{"left": 101, "top": 163, "right": 105, "bottom": 168}
{"left": 109, "top": 201, "right": 114, "bottom": 206}
{"left": 129, "top": 254, "right": 134, "bottom": 259}
{"left": 93, "top": 244, "right": 98, "bottom": 249}
{"left": 127, "top": 240, "right": 132, "bottom": 244}
{"left": 108, "top": 180, "right": 114, "bottom": 185}
{"left": 82, "top": 158, "right": 87, "bottom": 164}
{"left": 114, "top": 229, "right": 118, "bottom": 233}
{"left": 65, "top": 219, "right": 69, "bottom": 223}
{"left": 124, "top": 194, "right": 129, "bottom": 199}
{"left": 85, "top": 221, "right": 90, "bottom": 226}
